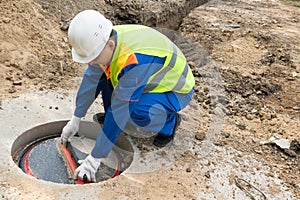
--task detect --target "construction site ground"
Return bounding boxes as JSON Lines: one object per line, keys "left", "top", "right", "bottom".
{"left": 0, "top": 0, "right": 299, "bottom": 199}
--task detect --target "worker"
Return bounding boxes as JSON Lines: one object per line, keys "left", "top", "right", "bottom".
{"left": 61, "top": 10, "right": 195, "bottom": 183}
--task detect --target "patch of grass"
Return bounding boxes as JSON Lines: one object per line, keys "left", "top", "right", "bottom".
{"left": 294, "top": 3, "right": 300, "bottom": 7}
{"left": 283, "top": 0, "right": 300, "bottom": 7}
{"left": 283, "top": 1, "right": 289, "bottom": 5}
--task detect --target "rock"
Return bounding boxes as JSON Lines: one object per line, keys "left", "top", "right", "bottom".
{"left": 292, "top": 106, "right": 300, "bottom": 111}
{"left": 213, "top": 140, "right": 227, "bottom": 146}
{"left": 214, "top": 105, "right": 226, "bottom": 117}
{"left": 48, "top": 73, "right": 55, "bottom": 81}
{"left": 188, "top": 61, "right": 196, "bottom": 67}
{"left": 2, "top": 17, "right": 11, "bottom": 23}
{"left": 259, "top": 110, "right": 272, "bottom": 120}
{"left": 246, "top": 114, "right": 254, "bottom": 120}
{"left": 222, "top": 131, "right": 230, "bottom": 138}
{"left": 236, "top": 123, "right": 246, "bottom": 130}
{"left": 242, "top": 90, "right": 252, "bottom": 98}
{"left": 60, "top": 21, "right": 70, "bottom": 31}
{"left": 292, "top": 71, "right": 298, "bottom": 77}
{"left": 284, "top": 149, "right": 297, "bottom": 157}
{"left": 13, "top": 81, "right": 22, "bottom": 86}
{"left": 8, "top": 86, "right": 17, "bottom": 93}
{"left": 63, "top": 37, "right": 68, "bottom": 43}
{"left": 27, "top": 73, "right": 36, "bottom": 79}
{"left": 41, "top": 4, "right": 49, "bottom": 9}
{"left": 195, "top": 130, "right": 206, "bottom": 141}
{"left": 286, "top": 76, "right": 296, "bottom": 81}
{"left": 218, "top": 95, "right": 230, "bottom": 105}
{"left": 254, "top": 149, "right": 263, "bottom": 154}
{"left": 251, "top": 109, "right": 258, "bottom": 114}
{"left": 5, "top": 76, "right": 13, "bottom": 81}
{"left": 290, "top": 139, "right": 300, "bottom": 154}
{"left": 186, "top": 168, "right": 192, "bottom": 172}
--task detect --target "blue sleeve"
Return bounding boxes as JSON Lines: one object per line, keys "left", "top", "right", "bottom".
{"left": 74, "top": 65, "right": 105, "bottom": 118}
{"left": 91, "top": 54, "right": 165, "bottom": 158}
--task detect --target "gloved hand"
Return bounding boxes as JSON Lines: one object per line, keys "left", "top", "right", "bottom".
{"left": 61, "top": 115, "right": 81, "bottom": 144}
{"left": 74, "top": 154, "right": 101, "bottom": 182}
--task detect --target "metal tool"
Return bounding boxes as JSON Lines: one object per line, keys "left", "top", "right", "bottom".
{"left": 57, "top": 140, "right": 89, "bottom": 184}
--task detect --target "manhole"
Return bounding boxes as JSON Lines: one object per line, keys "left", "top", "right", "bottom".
{"left": 11, "top": 121, "right": 134, "bottom": 184}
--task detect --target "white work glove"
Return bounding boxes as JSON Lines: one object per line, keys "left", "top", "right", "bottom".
{"left": 74, "top": 154, "right": 101, "bottom": 183}
{"left": 61, "top": 115, "right": 81, "bottom": 144}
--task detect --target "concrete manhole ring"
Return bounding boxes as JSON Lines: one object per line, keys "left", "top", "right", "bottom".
{"left": 11, "top": 121, "right": 134, "bottom": 184}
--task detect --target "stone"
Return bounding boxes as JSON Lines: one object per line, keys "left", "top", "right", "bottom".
{"left": 290, "top": 139, "right": 300, "bottom": 154}
{"left": 8, "top": 86, "right": 16, "bottom": 93}
{"left": 195, "top": 130, "right": 206, "bottom": 141}
{"left": 2, "top": 17, "right": 11, "bottom": 23}
{"left": 13, "top": 81, "right": 22, "bottom": 86}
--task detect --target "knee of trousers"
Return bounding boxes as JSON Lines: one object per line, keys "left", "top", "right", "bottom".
{"left": 130, "top": 109, "right": 151, "bottom": 127}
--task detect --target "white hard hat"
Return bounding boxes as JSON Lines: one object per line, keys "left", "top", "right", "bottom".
{"left": 68, "top": 10, "right": 113, "bottom": 63}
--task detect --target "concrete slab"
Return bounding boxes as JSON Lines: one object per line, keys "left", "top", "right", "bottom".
{"left": 0, "top": 88, "right": 296, "bottom": 199}
{"left": 0, "top": 89, "right": 109, "bottom": 199}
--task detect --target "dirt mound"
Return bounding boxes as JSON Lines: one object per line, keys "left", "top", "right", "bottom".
{"left": 0, "top": 0, "right": 208, "bottom": 100}
{"left": 0, "top": 0, "right": 80, "bottom": 99}
{"left": 180, "top": 0, "right": 300, "bottom": 198}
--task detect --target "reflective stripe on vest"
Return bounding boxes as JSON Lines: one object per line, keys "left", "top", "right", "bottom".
{"left": 143, "top": 45, "right": 177, "bottom": 93}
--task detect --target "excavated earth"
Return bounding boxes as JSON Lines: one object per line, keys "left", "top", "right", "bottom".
{"left": 0, "top": 0, "right": 299, "bottom": 199}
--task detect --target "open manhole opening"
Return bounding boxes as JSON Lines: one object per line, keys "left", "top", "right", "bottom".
{"left": 11, "top": 121, "right": 134, "bottom": 184}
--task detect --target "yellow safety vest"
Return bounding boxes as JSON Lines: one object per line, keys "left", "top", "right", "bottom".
{"left": 109, "top": 25, "right": 195, "bottom": 94}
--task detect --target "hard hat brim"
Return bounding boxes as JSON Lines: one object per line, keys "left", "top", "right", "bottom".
{"left": 71, "top": 46, "right": 102, "bottom": 64}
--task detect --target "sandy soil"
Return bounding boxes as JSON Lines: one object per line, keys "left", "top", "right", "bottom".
{"left": 0, "top": 0, "right": 299, "bottom": 199}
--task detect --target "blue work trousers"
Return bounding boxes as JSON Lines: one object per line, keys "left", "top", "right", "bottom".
{"left": 99, "top": 75, "right": 194, "bottom": 136}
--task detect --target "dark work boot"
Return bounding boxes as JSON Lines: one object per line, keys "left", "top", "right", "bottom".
{"left": 92, "top": 112, "right": 105, "bottom": 124}
{"left": 153, "top": 113, "right": 182, "bottom": 147}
